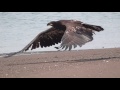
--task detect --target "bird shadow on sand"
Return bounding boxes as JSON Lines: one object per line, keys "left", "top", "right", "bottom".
{"left": 7, "top": 56, "right": 120, "bottom": 66}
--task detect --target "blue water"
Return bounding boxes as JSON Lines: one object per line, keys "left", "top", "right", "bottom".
{"left": 0, "top": 12, "right": 120, "bottom": 54}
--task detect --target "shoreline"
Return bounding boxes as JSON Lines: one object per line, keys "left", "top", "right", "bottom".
{"left": 0, "top": 47, "right": 120, "bottom": 78}
{"left": 0, "top": 47, "right": 119, "bottom": 57}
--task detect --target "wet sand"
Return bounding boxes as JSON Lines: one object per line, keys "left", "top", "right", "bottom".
{"left": 0, "top": 48, "right": 120, "bottom": 78}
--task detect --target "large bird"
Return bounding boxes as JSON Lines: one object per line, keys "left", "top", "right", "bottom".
{"left": 5, "top": 20, "right": 104, "bottom": 57}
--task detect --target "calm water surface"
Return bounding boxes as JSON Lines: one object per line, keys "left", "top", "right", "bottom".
{"left": 0, "top": 12, "right": 120, "bottom": 54}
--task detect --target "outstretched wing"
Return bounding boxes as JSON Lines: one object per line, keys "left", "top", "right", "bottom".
{"left": 59, "top": 22, "right": 95, "bottom": 51}
{"left": 23, "top": 27, "right": 64, "bottom": 51}
{"left": 4, "top": 27, "right": 65, "bottom": 58}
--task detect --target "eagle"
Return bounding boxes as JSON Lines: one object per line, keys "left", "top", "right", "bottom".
{"left": 5, "top": 20, "right": 104, "bottom": 57}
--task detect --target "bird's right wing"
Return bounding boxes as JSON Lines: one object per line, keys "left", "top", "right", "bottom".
{"left": 59, "top": 25, "right": 93, "bottom": 51}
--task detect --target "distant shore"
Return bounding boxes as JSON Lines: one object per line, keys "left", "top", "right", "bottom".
{"left": 0, "top": 48, "right": 120, "bottom": 78}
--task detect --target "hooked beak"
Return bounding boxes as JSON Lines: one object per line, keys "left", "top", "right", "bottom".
{"left": 47, "top": 23, "right": 53, "bottom": 26}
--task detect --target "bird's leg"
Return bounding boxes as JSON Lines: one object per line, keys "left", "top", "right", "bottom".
{"left": 54, "top": 46, "right": 60, "bottom": 49}
{"left": 54, "top": 46, "right": 62, "bottom": 51}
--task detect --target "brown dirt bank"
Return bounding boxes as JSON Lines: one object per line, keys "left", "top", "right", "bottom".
{"left": 0, "top": 48, "right": 120, "bottom": 78}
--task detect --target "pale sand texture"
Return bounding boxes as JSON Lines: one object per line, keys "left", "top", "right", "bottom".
{"left": 0, "top": 48, "right": 120, "bottom": 78}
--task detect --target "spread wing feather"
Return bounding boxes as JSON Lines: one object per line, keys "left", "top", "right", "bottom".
{"left": 4, "top": 27, "right": 65, "bottom": 57}
{"left": 59, "top": 23, "right": 94, "bottom": 50}
{"left": 23, "top": 27, "right": 64, "bottom": 51}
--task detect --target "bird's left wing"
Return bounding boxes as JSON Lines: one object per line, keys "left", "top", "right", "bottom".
{"left": 4, "top": 27, "right": 64, "bottom": 58}
{"left": 59, "top": 23, "right": 94, "bottom": 51}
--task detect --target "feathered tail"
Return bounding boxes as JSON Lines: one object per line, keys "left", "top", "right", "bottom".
{"left": 82, "top": 23, "right": 104, "bottom": 32}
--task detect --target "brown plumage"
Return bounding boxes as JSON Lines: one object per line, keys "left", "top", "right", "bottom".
{"left": 5, "top": 20, "right": 104, "bottom": 57}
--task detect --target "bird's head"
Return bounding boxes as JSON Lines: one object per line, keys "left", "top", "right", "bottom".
{"left": 47, "top": 21, "right": 66, "bottom": 30}
{"left": 47, "top": 21, "right": 57, "bottom": 26}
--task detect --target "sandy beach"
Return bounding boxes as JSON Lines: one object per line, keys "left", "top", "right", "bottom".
{"left": 0, "top": 48, "right": 120, "bottom": 78}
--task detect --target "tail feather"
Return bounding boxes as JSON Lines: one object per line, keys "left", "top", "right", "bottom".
{"left": 83, "top": 23, "right": 104, "bottom": 32}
